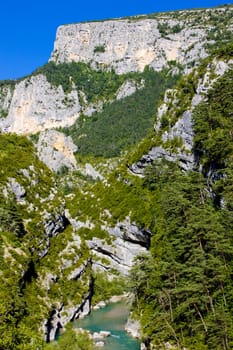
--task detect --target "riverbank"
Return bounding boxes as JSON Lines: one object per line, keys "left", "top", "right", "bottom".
{"left": 92, "top": 293, "right": 128, "bottom": 311}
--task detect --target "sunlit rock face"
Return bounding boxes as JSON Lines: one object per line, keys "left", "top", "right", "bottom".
{"left": 50, "top": 18, "right": 207, "bottom": 74}
{"left": 0, "top": 74, "right": 81, "bottom": 135}
{"left": 1, "top": 7, "right": 232, "bottom": 136}
{"left": 37, "top": 129, "right": 78, "bottom": 172}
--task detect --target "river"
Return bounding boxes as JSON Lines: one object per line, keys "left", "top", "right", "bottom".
{"left": 74, "top": 301, "right": 140, "bottom": 350}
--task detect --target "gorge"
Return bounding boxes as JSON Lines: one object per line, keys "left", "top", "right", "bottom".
{"left": 0, "top": 4, "right": 233, "bottom": 350}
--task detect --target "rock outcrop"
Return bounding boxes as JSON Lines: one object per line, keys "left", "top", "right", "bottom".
{"left": 0, "top": 7, "right": 232, "bottom": 136}
{"left": 0, "top": 85, "right": 13, "bottom": 118}
{"left": 6, "top": 177, "right": 26, "bottom": 203}
{"left": 130, "top": 145, "right": 194, "bottom": 175}
{"left": 37, "top": 129, "right": 78, "bottom": 172}
{"left": 85, "top": 221, "right": 150, "bottom": 275}
{"left": 50, "top": 18, "right": 207, "bottom": 74}
{"left": 38, "top": 209, "right": 70, "bottom": 259}
{"left": 116, "top": 79, "right": 142, "bottom": 100}
{"left": 131, "top": 57, "right": 233, "bottom": 175}
{"left": 125, "top": 316, "right": 141, "bottom": 338}
{"left": 0, "top": 75, "right": 81, "bottom": 134}
{"left": 64, "top": 210, "right": 151, "bottom": 276}
{"left": 44, "top": 291, "right": 92, "bottom": 342}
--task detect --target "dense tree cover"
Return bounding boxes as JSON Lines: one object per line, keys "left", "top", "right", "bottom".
{"left": 193, "top": 68, "right": 233, "bottom": 176}
{"left": 0, "top": 136, "right": 52, "bottom": 349}
{"left": 130, "top": 163, "right": 233, "bottom": 349}
{"left": 0, "top": 134, "right": 128, "bottom": 350}
{"left": 0, "top": 262, "right": 46, "bottom": 350}
{"left": 33, "top": 61, "right": 126, "bottom": 102}
{"left": 0, "top": 197, "right": 25, "bottom": 237}
{"left": 45, "top": 325, "right": 94, "bottom": 350}
{"left": 63, "top": 68, "right": 179, "bottom": 157}
{"left": 0, "top": 134, "right": 34, "bottom": 181}
{"left": 128, "top": 65, "right": 233, "bottom": 349}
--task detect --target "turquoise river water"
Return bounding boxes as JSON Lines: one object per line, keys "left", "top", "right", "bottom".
{"left": 74, "top": 301, "right": 140, "bottom": 350}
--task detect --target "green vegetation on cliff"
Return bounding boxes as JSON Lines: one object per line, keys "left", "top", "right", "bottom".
{"left": 129, "top": 64, "right": 233, "bottom": 350}
{"left": 45, "top": 325, "right": 94, "bottom": 350}
{"left": 63, "top": 67, "right": 179, "bottom": 157}
{"left": 0, "top": 135, "right": 54, "bottom": 349}
{"left": 130, "top": 164, "right": 233, "bottom": 349}
{"left": 193, "top": 67, "right": 233, "bottom": 176}
{"left": 0, "top": 133, "right": 129, "bottom": 349}
{"left": 33, "top": 61, "right": 126, "bottom": 101}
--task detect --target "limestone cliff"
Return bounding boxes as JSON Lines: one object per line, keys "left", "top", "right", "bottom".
{"left": 0, "top": 72, "right": 140, "bottom": 135}
{"left": 37, "top": 129, "right": 78, "bottom": 172}
{"left": 0, "top": 6, "right": 232, "bottom": 136}
{"left": 0, "top": 75, "right": 81, "bottom": 134}
{"left": 50, "top": 18, "right": 206, "bottom": 74}
{"left": 50, "top": 7, "right": 232, "bottom": 74}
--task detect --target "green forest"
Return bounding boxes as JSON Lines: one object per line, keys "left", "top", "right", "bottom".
{"left": 62, "top": 67, "right": 179, "bottom": 157}
{"left": 129, "top": 66, "right": 233, "bottom": 349}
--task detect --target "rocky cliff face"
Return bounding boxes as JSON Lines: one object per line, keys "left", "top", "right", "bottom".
{"left": 42, "top": 214, "right": 151, "bottom": 341}
{"left": 50, "top": 6, "right": 232, "bottom": 74}
{"left": 37, "top": 129, "right": 78, "bottom": 172}
{"left": 0, "top": 75, "right": 81, "bottom": 134}
{"left": 0, "top": 73, "right": 141, "bottom": 135}
{"left": 0, "top": 6, "right": 232, "bottom": 136}
{"left": 130, "top": 56, "right": 233, "bottom": 175}
{"left": 50, "top": 18, "right": 206, "bottom": 74}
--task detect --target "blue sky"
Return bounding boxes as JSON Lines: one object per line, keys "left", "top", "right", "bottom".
{"left": 0, "top": 0, "right": 232, "bottom": 80}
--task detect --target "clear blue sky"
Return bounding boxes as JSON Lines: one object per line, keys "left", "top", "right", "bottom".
{"left": 0, "top": 0, "right": 232, "bottom": 80}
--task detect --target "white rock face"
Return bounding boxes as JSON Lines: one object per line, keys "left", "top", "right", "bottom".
{"left": 7, "top": 177, "right": 26, "bottom": 204}
{"left": 125, "top": 316, "right": 141, "bottom": 338}
{"left": 0, "top": 75, "right": 81, "bottom": 134}
{"left": 88, "top": 236, "right": 147, "bottom": 275}
{"left": 50, "top": 19, "right": 207, "bottom": 74}
{"left": 83, "top": 163, "right": 103, "bottom": 180}
{"left": 116, "top": 80, "right": 138, "bottom": 100}
{"left": 0, "top": 8, "right": 232, "bottom": 136}
{"left": 0, "top": 86, "right": 13, "bottom": 113}
{"left": 0, "top": 74, "right": 140, "bottom": 135}
{"left": 37, "top": 129, "right": 77, "bottom": 171}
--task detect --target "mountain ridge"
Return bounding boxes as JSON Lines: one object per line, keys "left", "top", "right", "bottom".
{"left": 0, "top": 5, "right": 232, "bottom": 136}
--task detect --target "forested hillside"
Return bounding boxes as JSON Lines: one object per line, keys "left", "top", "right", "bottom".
{"left": 129, "top": 49, "right": 233, "bottom": 350}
